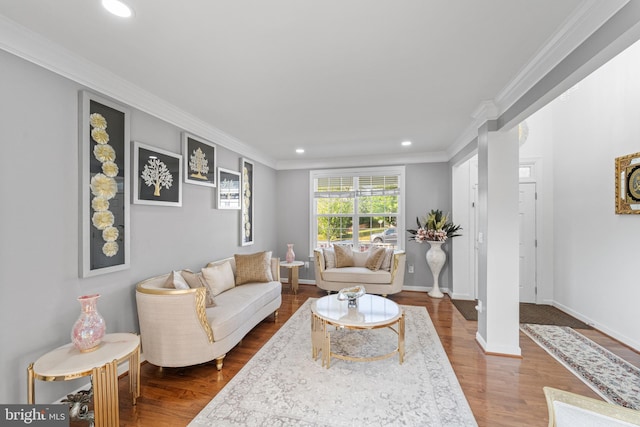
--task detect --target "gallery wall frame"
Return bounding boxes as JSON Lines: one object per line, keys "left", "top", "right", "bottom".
{"left": 79, "top": 90, "right": 131, "bottom": 278}
{"left": 217, "top": 167, "right": 241, "bottom": 210}
{"left": 182, "top": 132, "right": 216, "bottom": 187}
{"left": 615, "top": 151, "right": 640, "bottom": 214}
{"left": 133, "top": 141, "right": 182, "bottom": 207}
{"left": 240, "top": 158, "right": 255, "bottom": 245}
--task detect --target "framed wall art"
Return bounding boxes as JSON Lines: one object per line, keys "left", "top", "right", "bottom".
{"left": 615, "top": 151, "right": 640, "bottom": 214}
{"left": 182, "top": 132, "right": 216, "bottom": 187}
{"left": 79, "top": 91, "right": 131, "bottom": 278}
{"left": 217, "top": 167, "right": 241, "bottom": 210}
{"left": 133, "top": 141, "right": 182, "bottom": 207}
{"left": 240, "top": 158, "right": 255, "bottom": 245}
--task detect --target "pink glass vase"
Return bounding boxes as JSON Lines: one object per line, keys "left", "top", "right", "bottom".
{"left": 286, "top": 244, "right": 295, "bottom": 263}
{"left": 71, "top": 294, "right": 106, "bottom": 352}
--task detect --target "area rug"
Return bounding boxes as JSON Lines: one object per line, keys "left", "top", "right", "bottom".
{"left": 520, "top": 324, "right": 640, "bottom": 409}
{"left": 451, "top": 299, "right": 592, "bottom": 329}
{"left": 189, "top": 299, "right": 477, "bottom": 426}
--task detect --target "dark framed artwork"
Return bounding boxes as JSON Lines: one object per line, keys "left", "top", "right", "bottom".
{"left": 133, "top": 141, "right": 182, "bottom": 207}
{"left": 615, "top": 151, "right": 640, "bottom": 214}
{"left": 217, "top": 167, "right": 241, "bottom": 210}
{"left": 240, "top": 158, "right": 255, "bottom": 245}
{"left": 182, "top": 132, "right": 216, "bottom": 187}
{"left": 79, "top": 91, "right": 130, "bottom": 277}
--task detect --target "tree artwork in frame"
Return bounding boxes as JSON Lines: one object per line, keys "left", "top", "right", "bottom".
{"left": 79, "top": 91, "right": 131, "bottom": 278}
{"left": 217, "top": 167, "right": 241, "bottom": 210}
{"left": 240, "top": 158, "right": 255, "bottom": 245}
{"left": 133, "top": 141, "right": 182, "bottom": 207}
{"left": 182, "top": 132, "right": 216, "bottom": 187}
{"left": 615, "top": 151, "right": 640, "bottom": 214}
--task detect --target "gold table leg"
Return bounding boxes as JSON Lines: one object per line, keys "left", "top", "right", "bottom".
{"left": 92, "top": 360, "right": 119, "bottom": 427}
{"left": 289, "top": 266, "right": 299, "bottom": 294}
{"left": 399, "top": 311, "right": 405, "bottom": 364}
{"left": 129, "top": 345, "right": 140, "bottom": 405}
{"left": 27, "top": 363, "right": 35, "bottom": 404}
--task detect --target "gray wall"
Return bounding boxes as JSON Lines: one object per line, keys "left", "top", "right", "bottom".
{"left": 0, "top": 50, "right": 278, "bottom": 404}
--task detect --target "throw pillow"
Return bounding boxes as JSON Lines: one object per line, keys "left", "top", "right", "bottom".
{"left": 163, "top": 270, "right": 190, "bottom": 290}
{"left": 380, "top": 248, "right": 395, "bottom": 271}
{"left": 334, "top": 245, "right": 354, "bottom": 268}
{"left": 201, "top": 261, "right": 236, "bottom": 296}
{"left": 234, "top": 251, "right": 274, "bottom": 285}
{"left": 365, "top": 246, "right": 386, "bottom": 271}
{"left": 182, "top": 269, "right": 215, "bottom": 307}
{"left": 323, "top": 248, "right": 336, "bottom": 269}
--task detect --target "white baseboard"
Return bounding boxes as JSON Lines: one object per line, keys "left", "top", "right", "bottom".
{"left": 450, "top": 292, "right": 474, "bottom": 300}
{"left": 552, "top": 301, "right": 640, "bottom": 352}
{"left": 476, "top": 331, "right": 521, "bottom": 356}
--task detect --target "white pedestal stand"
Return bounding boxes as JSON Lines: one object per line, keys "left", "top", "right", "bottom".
{"left": 426, "top": 240, "right": 446, "bottom": 298}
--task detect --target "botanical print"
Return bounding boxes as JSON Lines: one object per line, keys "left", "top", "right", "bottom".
{"left": 182, "top": 133, "right": 216, "bottom": 187}
{"left": 141, "top": 158, "right": 173, "bottom": 196}
{"left": 189, "top": 147, "right": 209, "bottom": 180}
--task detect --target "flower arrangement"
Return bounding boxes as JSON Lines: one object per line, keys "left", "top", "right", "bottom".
{"left": 407, "top": 209, "right": 462, "bottom": 242}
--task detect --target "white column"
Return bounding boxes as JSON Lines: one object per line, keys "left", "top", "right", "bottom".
{"left": 476, "top": 122, "right": 521, "bottom": 356}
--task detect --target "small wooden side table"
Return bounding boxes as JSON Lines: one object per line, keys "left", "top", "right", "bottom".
{"left": 280, "top": 261, "right": 304, "bottom": 294}
{"left": 27, "top": 332, "right": 140, "bottom": 427}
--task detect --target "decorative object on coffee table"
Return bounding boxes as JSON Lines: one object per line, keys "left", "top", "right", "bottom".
{"left": 337, "top": 285, "right": 366, "bottom": 307}
{"left": 71, "top": 294, "right": 106, "bottom": 352}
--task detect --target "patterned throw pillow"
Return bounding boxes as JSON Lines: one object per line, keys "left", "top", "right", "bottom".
{"left": 201, "top": 261, "right": 236, "bottom": 296}
{"left": 365, "top": 246, "right": 386, "bottom": 271}
{"left": 234, "top": 251, "right": 274, "bottom": 285}
{"left": 323, "top": 248, "right": 336, "bottom": 269}
{"left": 182, "top": 269, "right": 216, "bottom": 307}
{"left": 380, "top": 248, "right": 395, "bottom": 271}
{"left": 334, "top": 245, "right": 354, "bottom": 268}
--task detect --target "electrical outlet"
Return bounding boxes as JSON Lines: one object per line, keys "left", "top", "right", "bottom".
{"left": 304, "top": 261, "right": 309, "bottom": 268}
{"left": 408, "top": 265, "right": 414, "bottom": 273}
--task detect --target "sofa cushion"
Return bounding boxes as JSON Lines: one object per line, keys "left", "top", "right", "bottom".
{"left": 334, "top": 245, "right": 354, "bottom": 267}
{"left": 206, "top": 280, "right": 281, "bottom": 341}
{"left": 182, "top": 269, "right": 215, "bottom": 307}
{"left": 164, "top": 270, "right": 190, "bottom": 290}
{"left": 365, "top": 246, "right": 386, "bottom": 271}
{"left": 323, "top": 248, "right": 336, "bottom": 269}
{"left": 322, "top": 267, "right": 392, "bottom": 284}
{"left": 234, "top": 251, "right": 273, "bottom": 285}
{"left": 202, "top": 261, "right": 235, "bottom": 296}
{"left": 380, "top": 248, "right": 394, "bottom": 271}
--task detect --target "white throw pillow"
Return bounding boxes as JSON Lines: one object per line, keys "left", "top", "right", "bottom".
{"left": 201, "top": 261, "right": 236, "bottom": 296}
{"left": 163, "top": 270, "right": 190, "bottom": 290}
{"left": 380, "top": 248, "right": 394, "bottom": 271}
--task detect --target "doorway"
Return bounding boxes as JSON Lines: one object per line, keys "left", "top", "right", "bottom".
{"left": 519, "top": 182, "right": 537, "bottom": 303}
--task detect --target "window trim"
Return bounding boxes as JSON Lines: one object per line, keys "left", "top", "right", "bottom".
{"left": 309, "top": 166, "right": 405, "bottom": 255}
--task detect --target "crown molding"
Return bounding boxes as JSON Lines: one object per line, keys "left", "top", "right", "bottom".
{"left": 276, "top": 150, "right": 449, "bottom": 171}
{"left": 0, "top": 14, "right": 276, "bottom": 169}
{"left": 494, "top": 0, "right": 628, "bottom": 114}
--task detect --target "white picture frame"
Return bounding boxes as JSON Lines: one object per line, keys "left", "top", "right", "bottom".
{"left": 217, "top": 167, "right": 241, "bottom": 210}
{"left": 182, "top": 132, "right": 216, "bottom": 187}
{"left": 240, "top": 158, "right": 255, "bottom": 245}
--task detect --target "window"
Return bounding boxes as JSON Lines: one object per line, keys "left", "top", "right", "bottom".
{"left": 310, "top": 166, "right": 405, "bottom": 252}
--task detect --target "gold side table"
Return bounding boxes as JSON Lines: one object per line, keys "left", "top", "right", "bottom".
{"left": 280, "top": 261, "right": 304, "bottom": 294}
{"left": 27, "top": 332, "right": 140, "bottom": 427}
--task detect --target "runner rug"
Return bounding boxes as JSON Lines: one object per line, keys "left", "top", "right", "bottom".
{"left": 189, "top": 299, "right": 477, "bottom": 426}
{"left": 520, "top": 323, "right": 640, "bottom": 409}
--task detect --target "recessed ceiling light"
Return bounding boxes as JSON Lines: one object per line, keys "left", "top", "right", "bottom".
{"left": 401, "top": 140, "right": 412, "bottom": 146}
{"left": 296, "top": 148, "right": 305, "bottom": 154}
{"left": 102, "top": 0, "right": 133, "bottom": 18}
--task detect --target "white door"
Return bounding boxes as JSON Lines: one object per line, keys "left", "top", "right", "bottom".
{"left": 519, "top": 183, "right": 537, "bottom": 303}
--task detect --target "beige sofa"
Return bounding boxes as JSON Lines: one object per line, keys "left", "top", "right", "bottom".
{"left": 136, "top": 255, "right": 281, "bottom": 370}
{"left": 314, "top": 248, "right": 406, "bottom": 296}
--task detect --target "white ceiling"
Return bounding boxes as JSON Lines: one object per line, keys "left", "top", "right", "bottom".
{"left": 0, "top": 1, "right": 627, "bottom": 168}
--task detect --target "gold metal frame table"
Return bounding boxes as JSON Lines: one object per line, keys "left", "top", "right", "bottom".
{"left": 280, "top": 260, "right": 304, "bottom": 294}
{"left": 311, "top": 294, "right": 404, "bottom": 368}
{"left": 27, "top": 332, "right": 140, "bottom": 427}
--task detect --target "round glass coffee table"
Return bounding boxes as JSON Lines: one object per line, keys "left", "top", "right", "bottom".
{"left": 310, "top": 294, "right": 405, "bottom": 368}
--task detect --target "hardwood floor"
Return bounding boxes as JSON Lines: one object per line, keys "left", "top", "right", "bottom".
{"left": 112, "top": 285, "right": 640, "bottom": 427}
